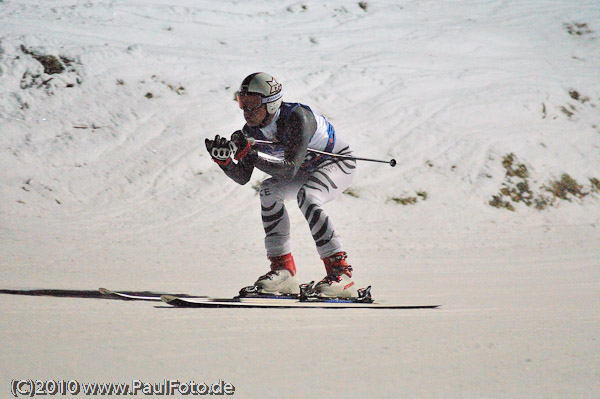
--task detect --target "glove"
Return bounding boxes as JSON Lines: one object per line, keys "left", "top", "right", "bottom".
{"left": 230, "top": 130, "right": 252, "bottom": 161}
{"left": 205, "top": 134, "right": 232, "bottom": 166}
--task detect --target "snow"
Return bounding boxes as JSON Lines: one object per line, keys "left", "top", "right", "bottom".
{"left": 1, "top": 0, "right": 599, "bottom": 397}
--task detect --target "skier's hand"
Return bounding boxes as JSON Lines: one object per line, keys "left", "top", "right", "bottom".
{"left": 205, "top": 134, "right": 232, "bottom": 166}
{"left": 230, "top": 130, "right": 252, "bottom": 160}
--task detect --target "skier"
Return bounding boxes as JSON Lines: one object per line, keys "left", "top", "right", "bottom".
{"left": 205, "top": 72, "right": 357, "bottom": 298}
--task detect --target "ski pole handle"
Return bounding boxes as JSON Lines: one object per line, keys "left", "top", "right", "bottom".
{"left": 248, "top": 138, "right": 396, "bottom": 167}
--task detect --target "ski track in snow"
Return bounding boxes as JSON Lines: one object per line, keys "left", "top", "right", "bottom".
{"left": 1, "top": 1, "right": 599, "bottom": 398}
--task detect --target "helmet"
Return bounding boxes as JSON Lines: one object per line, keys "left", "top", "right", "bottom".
{"left": 238, "top": 72, "right": 283, "bottom": 115}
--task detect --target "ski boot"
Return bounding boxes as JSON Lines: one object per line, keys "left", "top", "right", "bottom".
{"left": 238, "top": 253, "right": 300, "bottom": 298}
{"left": 311, "top": 252, "right": 358, "bottom": 298}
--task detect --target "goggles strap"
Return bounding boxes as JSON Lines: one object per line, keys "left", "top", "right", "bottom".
{"left": 261, "top": 91, "right": 283, "bottom": 104}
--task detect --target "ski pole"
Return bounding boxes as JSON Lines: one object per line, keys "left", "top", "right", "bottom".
{"left": 248, "top": 138, "right": 397, "bottom": 167}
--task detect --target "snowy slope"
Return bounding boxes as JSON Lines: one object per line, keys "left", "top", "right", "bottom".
{"left": 1, "top": 1, "right": 599, "bottom": 398}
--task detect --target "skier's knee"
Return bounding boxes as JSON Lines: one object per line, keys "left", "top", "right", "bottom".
{"left": 297, "top": 186, "right": 322, "bottom": 210}
{"left": 260, "top": 178, "right": 277, "bottom": 200}
{"left": 297, "top": 187, "right": 306, "bottom": 207}
{"left": 297, "top": 187, "right": 317, "bottom": 208}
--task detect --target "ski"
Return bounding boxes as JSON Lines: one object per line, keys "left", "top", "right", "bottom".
{"left": 160, "top": 284, "right": 440, "bottom": 309}
{"left": 161, "top": 295, "right": 440, "bottom": 309}
{"left": 98, "top": 288, "right": 206, "bottom": 302}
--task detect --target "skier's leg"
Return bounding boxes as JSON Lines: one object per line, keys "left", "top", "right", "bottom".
{"left": 260, "top": 177, "right": 295, "bottom": 257}
{"left": 296, "top": 159, "right": 356, "bottom": 258}
{"left": 297, "top": 157, "right": 358, "bottom": 297}
{"left": 254, "top": 176, "right": 305, "bottom": 294}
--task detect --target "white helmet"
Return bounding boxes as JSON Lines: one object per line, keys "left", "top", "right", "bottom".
{"left": 238, "top": 72, "right": 283, "bottom": 114}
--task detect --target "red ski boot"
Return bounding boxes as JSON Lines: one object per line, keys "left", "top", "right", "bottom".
{"left": 254, "top": 253, "right": 300, "bottom": 295}
{"left": 313, "top": 252, "right": 357, "bottom": 298}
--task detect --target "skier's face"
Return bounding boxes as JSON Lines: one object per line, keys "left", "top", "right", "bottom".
{"left": 237, "top": 94, "right": 267, "bottom": 127}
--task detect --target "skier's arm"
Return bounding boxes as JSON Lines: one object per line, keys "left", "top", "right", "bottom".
{"left": 218, "top": 152, "right": 257, "bottom": 185}
{"left": 255, "top": 107, "right": 316, "bottom": 180}
{"left": 205, "top": 133, "right": 256, "bottom": 185}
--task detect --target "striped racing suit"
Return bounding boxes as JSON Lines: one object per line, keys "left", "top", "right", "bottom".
{"left": 219, "top": 102, "right": 356, "bottom": 258}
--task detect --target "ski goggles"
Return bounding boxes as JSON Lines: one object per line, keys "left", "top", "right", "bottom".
{"left": 236, "top": 93, "right": 263, "bottom": 112}
{"left": 236, "top": 91, "right": 283, "bottom": 112}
